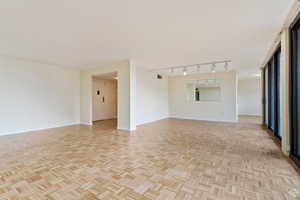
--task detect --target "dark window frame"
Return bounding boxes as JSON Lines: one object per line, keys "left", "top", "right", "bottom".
{"left": 274, "top": 47, "right": 281, "bottom": 138}
{"left": 267, "top": 60, "right": 274, "bottom": 131}
{"left": 290, "top": 13, "right": 300, "bottom": 166}
{"left": 262, "top": 68, "right": 266, "bottom": 125}
{"left": 266, "top": 45, "right": 281, "bottom": 139}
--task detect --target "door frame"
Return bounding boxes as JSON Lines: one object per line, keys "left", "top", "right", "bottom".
{"left": 91, "top": 71, "right": 118, "bottom": 125}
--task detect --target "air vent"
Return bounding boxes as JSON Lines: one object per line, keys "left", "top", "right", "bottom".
{"left": 157, "top": 74, "right": 163, "bottom": 79}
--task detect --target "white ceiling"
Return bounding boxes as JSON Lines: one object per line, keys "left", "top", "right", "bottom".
{"left": 0, "top": 0, "right": 293, "bottom": 78}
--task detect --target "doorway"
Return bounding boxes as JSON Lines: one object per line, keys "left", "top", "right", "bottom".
{"left": 92, "top": 72, "right": 118, "bottom": 129}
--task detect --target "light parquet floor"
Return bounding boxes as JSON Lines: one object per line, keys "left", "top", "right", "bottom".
{"left": 0, "top": 117, "right": 300, "bottom": 200}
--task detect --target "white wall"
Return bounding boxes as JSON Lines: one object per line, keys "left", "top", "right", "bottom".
{"left": 80, "top": 60, "right": 135, "bottom": 131}
{"left": 197, "top": 87, "right": 220, "bottom": 101}
{"left": 0, "top": 57, "right": 80, "bottom": 135}
{"left": 0, "top": 57, "right": 240, "bottom": 136}
{"left": 92, "top": 78, "right": 117, "bottom": 121}
{"left": 136, "top": 68, "right": 169, "bottom": 125}
{"left": 238, "top": 78, "right": 262, "bottom": 116}
{"left": 169, "top": 71, "right": 238, "bottom": 122}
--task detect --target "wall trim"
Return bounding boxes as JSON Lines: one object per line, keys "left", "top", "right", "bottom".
{"left": 0, "top": 122, "right": 80, "bottom": 137}
{"left": 169, "top": 115, "right": 238, "bottom": 123}
{"left": 136, "top": 116, "right": 169, "bottom": 126}
{"left": 238, "top": 114, "right": 263, "bottom": 117}
{"left": 117, "top": 127, "right": 135, "bottom": 132}
{"left": 80, "top": 122, "right": 93, "bottom": 126}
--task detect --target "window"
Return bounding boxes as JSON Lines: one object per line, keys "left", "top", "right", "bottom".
{"left": 268, "top": 59, "right": 275, "bottom": 131}
{"left": 266, "top": 46, "right": 281, "bottom": 139}
{"left": 262, "top": 67, "right": 267, "bottom": 125}
{"left": 274, "top": 48, "right": 281, "bottom": 138}
{"left": 290, "top": 15, "right": 300, "bottom": 166}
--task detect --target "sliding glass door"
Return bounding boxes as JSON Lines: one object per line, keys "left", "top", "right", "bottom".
{"left": 291, "top": 17, "right": 300, "bottom": 165}
{"left": 266, "top": 47, "right": 281, "bottom": 138}
{"left": 262, "top": 68, "right": 266, "bottom": 125}
{"left": 274, "top": 49, "right": 281, "bottom": 138}
{"left": 268, "top": 60, "right": 275, "bottom": 131}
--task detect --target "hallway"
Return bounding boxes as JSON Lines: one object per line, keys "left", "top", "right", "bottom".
{"left": 0, "top": 117, "right": 299, "bottom": 199}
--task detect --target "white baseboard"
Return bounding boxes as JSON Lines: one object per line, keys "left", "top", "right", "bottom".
{"left": 136, "top": 116, "right": 169, "bottom": 126}
{"left": 170, "top": 115, "right": 238, "bottom": 123}
{"left": 117, "top": 126, "right": 137, "bottom": 131}
{"left": 1, "top": 116, "right": 238, "bottom": 137}
{"left": 239, "top": 114, "right": 262, "bottom": 117}
{"left": 0, "top": 122, "right": 80, "bottom": 137}
{"left": 80, "top": 122, "right": 93, "bottom": 126}
{"left": 117, "top": 127, "right": 131, "bottom": 131}
{"left": 92, "top": 117, "right": 117, "bottom": 122}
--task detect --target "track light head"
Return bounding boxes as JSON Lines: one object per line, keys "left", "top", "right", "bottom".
{"left": 152, "top": 60, "right": 231, "bottom": 75}
{"left": 224, "top": 62, "right": 228, "bottom": 71}
{"left": 170, "top": 68, "right": 174, "bottom": 74}
{"left": 183, "top": 67, "right": 187, "bottom": 76}
{"left": 211, "top": 64, "right": 216, "bottom": 73}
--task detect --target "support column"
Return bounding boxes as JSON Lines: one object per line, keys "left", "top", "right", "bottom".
{"left": 129, "top": 60, "right": 136, "bottom": 131}
{"left": 281, "top": 28, "right": 291, "bottom": 156}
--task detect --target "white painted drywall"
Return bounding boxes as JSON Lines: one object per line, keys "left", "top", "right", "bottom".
{"left": 80, "top": 60, "right": 135, "bottom": 131}
{"left": 238, "top": 78, "right": 262, "bottom": 116}
{"left": 92, "top": 78, "right": 117, "bottom": 121}
{"left": 136, "top": 68, "right": 169, "bottom": 125}
{"left": 168, "top": 71, "right": 238, "bottom": 122}
{"left": 0, "top": 57, "right": 80, "bottom": 135}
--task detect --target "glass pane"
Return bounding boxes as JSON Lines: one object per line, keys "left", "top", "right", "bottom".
{"left": 269, "top": 61, "right": 275, "bottom": 131}
{"left": 265, "top": 68, "right": 268, "bottom": 124}
{"left": 296, "top": 27, "right": 300, "bottom": 155}
{"left": 271, "top": 65, "right": 274, "bottom": 130}
{"left": 277, "top": 50, "right": 282, "bottom": 137}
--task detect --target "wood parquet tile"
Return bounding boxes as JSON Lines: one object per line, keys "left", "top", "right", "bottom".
{"left": 0, "top": 117, "right": 300, "bottom": 200}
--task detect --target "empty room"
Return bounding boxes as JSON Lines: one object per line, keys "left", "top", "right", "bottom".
{"left": 1, "top": 0, "right": 300, "bottom": 199}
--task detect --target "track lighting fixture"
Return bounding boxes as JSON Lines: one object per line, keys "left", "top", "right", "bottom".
{"left": 211, "top": 64, "right": 216, "bottom": 73}
{"left": 224, "top": 62, "right": 228, "bottom": 71}
{"left": 150, "top": 60, "right": 231, "bottom": 76}
{"left": 170, "top": 68, "right": 174, "bottom": 74}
